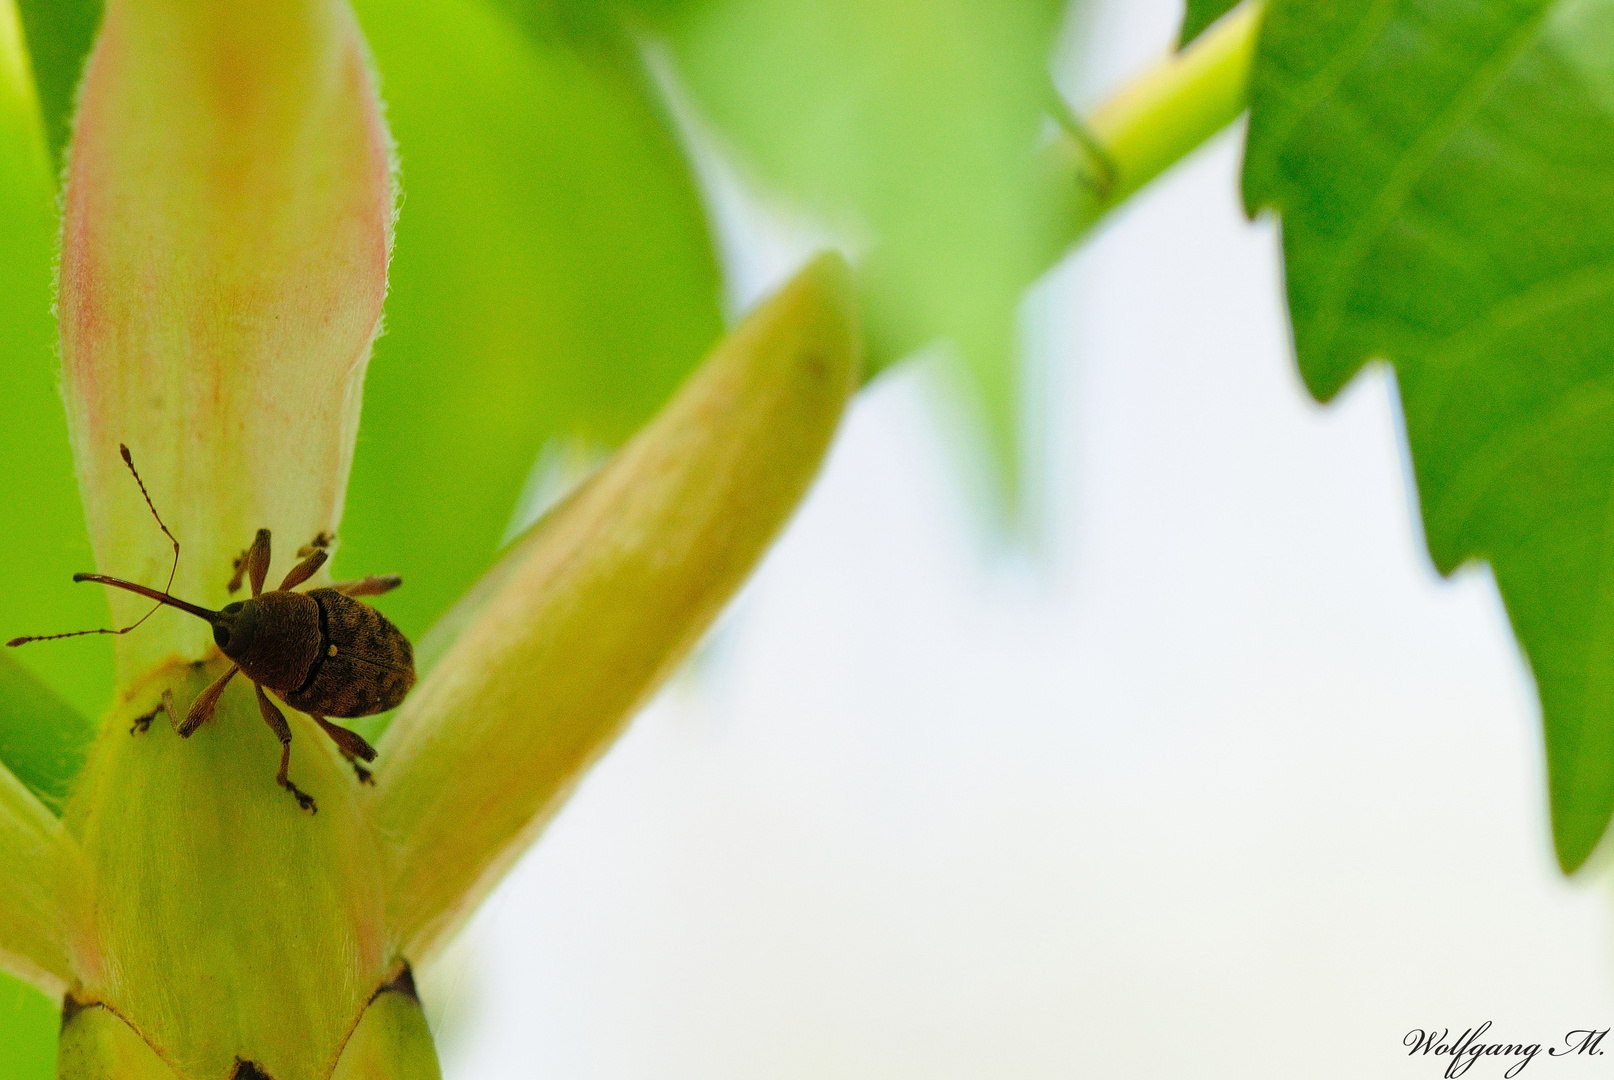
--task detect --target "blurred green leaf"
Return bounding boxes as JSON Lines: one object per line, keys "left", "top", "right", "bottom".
{"left": 13, "top": 0, "right": 98, "bottom": 169}
{"left": 1242, "top": 0, "right": 1614, "bottom": 869}
{"left": 1179, "top": 0, "right": 1243, "bottom": 48}
{"left": 0, "top": 970, "right": 55, "bottom": 1080}
{"left": 645, "top": 0, "right": 1067, "bottom": 490}
{"left": 341, "top": 0, "right": 723, "bottom": 640}
{"left": 0, "top": 653, "right": 91, "bottom": 812}
{"left": 0, "top": 0, "right": 113, "bottom": 724}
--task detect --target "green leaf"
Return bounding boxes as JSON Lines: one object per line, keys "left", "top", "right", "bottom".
{"left": 1180, "top": 0, "right": 1244, "bottom": 48}
{"left": 340, "top": 0, "right": 724, "bottom": 641}
{"left": 0, "top": 653, "right": 92, "bottom": 813}
{"left": 0, "top": 0, "right": 113, "bottom": 723}
{"left": 647, "top": 0, "right": 1067, "bottom": 490}
{"left": 0, "top": 971, "right": 54, "bottom": 1080}
{"left": 1241, "top": 0, "right": 1614, "bottom": 869}
{"left": 0, "top": 755, "right": 74, "bottom": 992}
{"left": 13, "top": 0, "right": 99, "bottom": 169}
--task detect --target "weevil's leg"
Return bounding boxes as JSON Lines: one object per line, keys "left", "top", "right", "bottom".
{"left": 228, "top": 529, "right": 272, "bottom": 597}
{"left": 311, "top": 714, "right": 377, "bottom": 784}
{"left": 228, "top": 529, "right": 270, "bottom": 595}
{"left": 129, "top": 688, "right": 175, "bottom": 736}
{"left": 278, "top": 548, "right": 329, "bottom": 591}
{"left": 328, "top": 575, "right": 402, "bottom": 598}
{"left": 297, "top": 531, "right": 334, "bottom": 559}
{"left": 179, "top": 666, "right": 238, "bottom": 737}
{"left": 256, "top": 684, "right": 315, "bottom": 813}
{"left": 312, "top": 715, "right": 377, "bottom": 762}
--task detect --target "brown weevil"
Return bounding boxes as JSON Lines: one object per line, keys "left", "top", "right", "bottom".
{"left": 8, "top": 444, "right": 416, "bottom": 813}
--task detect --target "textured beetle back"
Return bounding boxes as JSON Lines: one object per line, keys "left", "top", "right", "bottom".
{"left": 280, "top": 588, "right": 416, "bottom": 719}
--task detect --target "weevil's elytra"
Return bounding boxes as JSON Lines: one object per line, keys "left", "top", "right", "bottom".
{"left": 281, "top": 587, "right": 415, "bottom": 719}
{"left": 7, "top": 444, "right": 416, "bottom": 812}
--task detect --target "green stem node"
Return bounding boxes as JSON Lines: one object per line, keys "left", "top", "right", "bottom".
{"left": 1060, "top": 0, "right": 1264, "bottom": 235}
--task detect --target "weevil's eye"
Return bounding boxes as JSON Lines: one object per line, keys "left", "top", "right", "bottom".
{"left": 223, "top": 602, "right": 244, "bottom": 614}
{"left": 213, "top": 625, "right": 230, "bottom": 648}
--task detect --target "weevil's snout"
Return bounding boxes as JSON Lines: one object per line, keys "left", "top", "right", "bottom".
{"left": 213, "top": 600, "right": 263, "bottom": 660}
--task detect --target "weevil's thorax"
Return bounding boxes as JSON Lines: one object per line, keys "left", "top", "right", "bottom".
{"left": 215, "top": 591, "right": 322, "bottom": 693}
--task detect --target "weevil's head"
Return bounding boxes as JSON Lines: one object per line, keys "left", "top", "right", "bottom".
{"left": 20, "top": 574, "right": 320, "bottom": 691}
{"left": 211, "top": 599, "right": 264, "bottom": 664}
{"left": 209, "top": 590, "right": 323, "bottom": 690}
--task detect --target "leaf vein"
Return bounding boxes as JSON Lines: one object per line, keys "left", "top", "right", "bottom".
{"left": 1249, "top": 0, "right": 1401, "bottom": 191}
{"left": 1413, "top": 257, "right": 1614, "bottom": 425}
{"left": 1306, "top": 6, "right": 1554, "bottom": 361}
{"left": 1425, "top": 374, "right": 1614, "bottom": 551}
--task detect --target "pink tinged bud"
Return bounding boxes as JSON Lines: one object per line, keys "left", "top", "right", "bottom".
{"left": 59, "top": 0, "right": 394, "bottom": 686}
{"left": 377, "top": 254, "right": 861, "bottom": 961}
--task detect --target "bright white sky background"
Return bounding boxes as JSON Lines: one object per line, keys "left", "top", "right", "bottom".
{"left": 428, "top": 2, "right": 1614, "bottom": 1076}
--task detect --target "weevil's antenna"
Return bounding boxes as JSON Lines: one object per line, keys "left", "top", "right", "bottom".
{"left": 119, "top": 443, "right": 180, "bottom": 601}
{"left": 6, "top": 444, "right": 195, "bottom": 647}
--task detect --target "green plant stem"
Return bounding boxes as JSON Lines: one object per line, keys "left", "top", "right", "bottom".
{"left": 1058, "top": 0, "right": 1264, "bottom": 237}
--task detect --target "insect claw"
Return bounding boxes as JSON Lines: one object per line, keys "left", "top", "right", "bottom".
{"left": 129, "top": 688, "right": 176, "bottom": 735}
{"left": 280, "top": 781, "right": 317, "bottom": 814}
{"left": 296, "top": 531, "right": 334, "bottom": 559}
